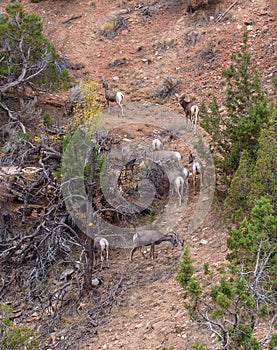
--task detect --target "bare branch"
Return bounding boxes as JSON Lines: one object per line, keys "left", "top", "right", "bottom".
{"left": 0, "top": 101, "right": 26, "bottom": 133}
{"left": 260, "top": 313, "right": 277, "bottom": 346}
{"left": 0, "top": 51, "right": 51, "bottom": 94}
{"left": 215, "top": 1, "right": 238, "bottom": 23}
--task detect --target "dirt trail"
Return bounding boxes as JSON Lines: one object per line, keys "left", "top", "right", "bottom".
{"left": 78, "top": 177, "right": 227, "bottom": 350}
{"left": 75, "top": 107, "right": 224, "bottom": 349}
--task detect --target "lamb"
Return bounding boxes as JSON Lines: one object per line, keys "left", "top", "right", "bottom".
{"left": 152, "top": 138, "right": 164, "bottom": 151}
{"left": 130, "top": 230, "right": 182, "bottom": 261}
{"left": 175, "top": 93, "right": 199, "bottom": 127}
{"left": 93, "top": 236, "right": 109, "bottom": 269}
{"left": 103, "top": 81, "right": 124, "bottom": 117}
{"left": 189, "top": 153, "right": 204, "bottom": 194}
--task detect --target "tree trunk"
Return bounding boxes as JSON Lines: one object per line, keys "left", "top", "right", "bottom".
{"left": 83, "top": 146, "right": 96, "bottom": 292}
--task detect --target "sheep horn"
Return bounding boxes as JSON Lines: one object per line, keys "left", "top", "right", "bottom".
{"left": 178, "top": 93, "right": 186, "bottom": 100}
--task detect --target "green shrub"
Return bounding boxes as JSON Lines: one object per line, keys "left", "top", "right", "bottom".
{"left": 201, "top": 32, "right": 270, "bottom": 182}
{"left": 0, "top": 303, "right": 40, "bottom": 350}
{"left": 0, "top": 3, "right": 70, "bottom": 92}
{"left": 43, "top": 113, "right": 52, "bottom": 127}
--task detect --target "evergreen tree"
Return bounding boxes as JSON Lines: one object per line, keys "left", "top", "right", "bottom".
{"left": 227, "top": 196, "right": 277, "bottom": 269}
{"left": 177, "top": 197, "right": 277, "bottom": 349}
{"left": 0, "top": 2, "right": 69, "bottom": 93}
{"left": 201, "top": 32, "right": 270, "bottom": 181}
{"left": 248, "top": 114, "right": 277, "bottom": 213}
{"left": 224, "top": 150, "right": 253, "bottom": 224}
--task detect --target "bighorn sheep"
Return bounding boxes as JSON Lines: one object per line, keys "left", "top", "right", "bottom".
{"left": 152, "top": 138, "right": 164, "bottom": 151}
{"left": 151, "top": 150, "right": 182, "bottom": 167}
{"left": 175, "top": 93, "right": 199, "bottom": 127}
{"left": 171, "top": 151, "right": 182, "bottom": 167}
{"left": 93, "top": 236, "right": 109, "bottom": 269}
{"left": 130, "top": 230, "right": 182, "bottom": 261}
{"left": 180, "top": 167, "right": 189, "bottom": 190}
{"left": 103, "top": 81, "right": 124, "bottom": 116}
{"left": 174, "top": 176, "right": 185, "bottom": 206}
{"left": 189, "top": 153, "right": 204, "bottom": 194}
{"left": 167, "top": 166, "right": 189, "bottom": 205}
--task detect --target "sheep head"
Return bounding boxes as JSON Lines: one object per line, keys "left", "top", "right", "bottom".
{"left": 175, "top": 93, "right": 190, "bottom": 105}
{"left": 189, "top": 153, "right": 196, "bottom": 164}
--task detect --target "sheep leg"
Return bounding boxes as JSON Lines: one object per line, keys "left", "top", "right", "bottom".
{"left": 119, "top": 103, "right": 124, "bottom": 117}
{"left": 180, "top": 182, "right": 184, "bottom": 205}
{"left": 130, "top": 247, "right": 136, "bottom": 261}
{"left": 174, "top": 181, "right": 181, "bottom": 206}
{"left": 105, "top": 247, "right": 109, "bottom": 268}
{"left": 185, "top": 177, "right": 189, "bottom": 193}
{"left": 150, "top": 243, "right": 155, "bottom": 259}
{"left": 100, "top": 253, "right": 104, "bottom": 270}
{"left": 200, "top": 171, "right": 204, "bottom": 187}
{"left": 130, "top": 246, "right": 147, "bottom": 261}
{"left": 139, "top": 247, "right": 148, "bottom": 259}
{"left": 189, "top": 113, "right": 194, "bottom": 131}
{"left": 193, "top": 115, "right": 197, "bottom": 134}
{"left": 193, "top": 174, "right": 196, "bottom": 195}
{"left": 93, "top": 251, "right": 97, "bottom": 269}
{"left": 194, "top": 114, "right": 198, "bottom": 126}
{"left": 178, "top": 188, "right": 182, "bottom": 206}
{"left": 170, "top": 184, "right": 174, "bottom": 198}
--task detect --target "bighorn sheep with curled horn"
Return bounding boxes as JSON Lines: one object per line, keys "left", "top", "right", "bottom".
{"left": 189, "top": 153, "right": 204, "bottom": 194}
{"left": 175, "top": 93, "right": 199, "bottom": 127}
{"left": 130, "top": 230, "right": 183, "bottom": 261}
{"left": 93, "top": 236, "right": 109, "bottom": 269}
{"left": 103, "top": 81, "right": 124, "bottom": 116}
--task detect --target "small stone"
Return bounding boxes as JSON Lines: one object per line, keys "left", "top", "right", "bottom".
{"left": 200, "top": 239, "right": 208, "bottom": 245}
{"left": 144, "top": 321, "right": 153, "bottom": 330}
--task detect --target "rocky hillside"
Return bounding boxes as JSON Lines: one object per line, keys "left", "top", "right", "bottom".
{"left": 0, "top": 0, "right": 276, "bottom": 349}
{"left": 23, "top": 0, "right": 277, "bottom": 106}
